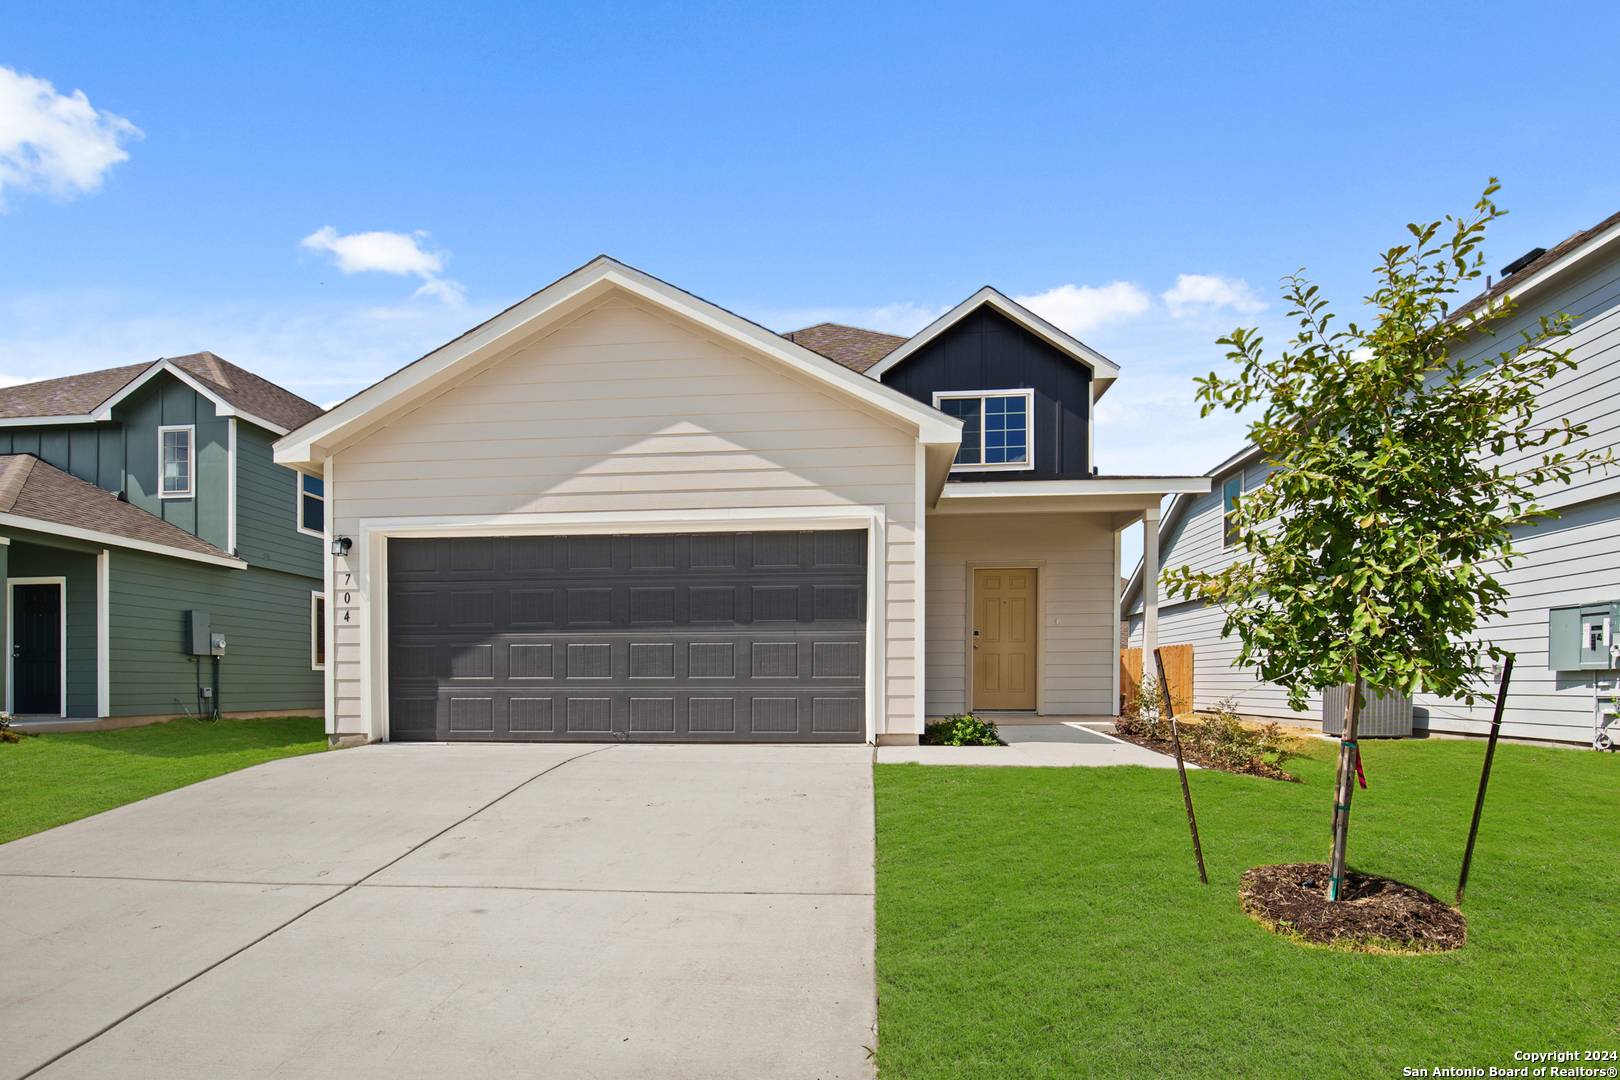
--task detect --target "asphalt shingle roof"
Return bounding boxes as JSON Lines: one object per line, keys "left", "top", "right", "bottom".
{"left": 0, "top": 454, "right": 238, "bottom": 561}
{"left": 783, "top": 323, "right": 908, "bottom": 374}
{"left": 1453, "top": 208, "right": 1620, "bottom": 321}
{"left": 0, "top": 352, "right": 324, "bottom": 433}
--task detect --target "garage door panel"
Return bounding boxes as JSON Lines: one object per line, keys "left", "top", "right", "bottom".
{"left": 387, "top": 531, "right": 866, "bottom": 743}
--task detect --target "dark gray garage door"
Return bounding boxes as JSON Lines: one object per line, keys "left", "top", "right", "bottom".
{"left": 387, "top": 530, "right": 867, "bottom": 742}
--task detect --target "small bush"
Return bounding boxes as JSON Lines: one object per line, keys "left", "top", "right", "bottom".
{"left": 1120, "top": 695, "right": 1297, "bottom": 773}
{"left": 922, "top": 713, "right": 1002, "bottom": 746}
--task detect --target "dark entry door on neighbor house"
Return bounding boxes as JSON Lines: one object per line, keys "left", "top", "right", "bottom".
{"left": 973, "top": 567, "right": 1037, "bottom": 711}
{"left": 386, "top": 531, "right": 868, "bottom": 743}
{"left": 12, "top": 582, "right": 62, "bottom": 715}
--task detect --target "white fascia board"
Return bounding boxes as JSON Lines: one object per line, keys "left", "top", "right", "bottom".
{"left": 940, "top": 477, "right": 1211, "bottom": 500}
{"left": 273, "top": 257, "right": 963, "bottom": 469}
{"left": 0, "top": 511, "right": 247, "bottom": 568}
{"left": 865, "top": 287, "right": 1124, "bottom": 397}
{"left": 1475, "top": 219, "right": 1620, "bottom": 324}
{"left": 0, "top": 414, "right": 99, "bottom": 428}
{"left": 1207, "top": 442, "right": 1265, "bottom": 479}
{"left": 89, "top": 361, "right": 291, "bottom": 435}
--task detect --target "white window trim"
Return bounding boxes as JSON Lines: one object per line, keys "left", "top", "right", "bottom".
{"left": 932, "top": 388, "right": 1035, "bottom": 472}
{"left": 158, "top": 424, "right": 195, "bottom": 499}
{"left": 311, "top": 591, "right": 326, "bottom": 670}
{"left": 296, "top": 470, "right": 326, "bottom": 539}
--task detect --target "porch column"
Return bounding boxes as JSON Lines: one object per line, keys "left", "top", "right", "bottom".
{"left": 1142, "top": 505, "right": 1159, "bottom": 662}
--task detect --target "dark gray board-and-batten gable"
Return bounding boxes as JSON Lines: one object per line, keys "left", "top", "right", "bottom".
{"left": 877, "top": 305, "right": 1092, "bottom": 479}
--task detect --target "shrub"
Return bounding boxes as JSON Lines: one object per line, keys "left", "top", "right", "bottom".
{"left": 1180, "top": 698, "right": 1296, "bottom": 771}
{"left": 922, "top": 713, "right": 1002, "bottom": 746}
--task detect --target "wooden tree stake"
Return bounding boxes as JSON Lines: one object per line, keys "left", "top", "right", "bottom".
{"left": 1456, "top": 654, "right": 1514, "bottom": 905}
{"left": 1156, "top": 647, "right": 1208, "bottom": 884}
{"left": 1327, "top": 663, "right": 1363, "bottom": 901}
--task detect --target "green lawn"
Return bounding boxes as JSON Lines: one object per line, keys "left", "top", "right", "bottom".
{"left": 0, "top": 716, "right": 327, "bottom": 845}
{"left": 876, "top": 739, "right": 1620, "bottom": 1078}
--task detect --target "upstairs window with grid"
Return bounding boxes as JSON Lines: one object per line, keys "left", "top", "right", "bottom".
{"left": 934, "top": 391, "right": 1033, "bottom": 469}
{"left": 159, "top": 426, "right": 193, "bottom": 497}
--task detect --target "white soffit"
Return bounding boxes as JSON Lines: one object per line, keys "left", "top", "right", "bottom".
{"left": 272, "top": 257, "right": 963, "bottom": 473}
{"left": 863, "top": 287, "right": 1124, "bottom": 399}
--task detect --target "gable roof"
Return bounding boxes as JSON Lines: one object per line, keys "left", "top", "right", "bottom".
{"left": 861, "top": 287, "right": 1122, "bottom": 399}
{"left": 0, "top": 454, "right": 244, "bottom": 567}
{"left": 0, "top": 352, "right": 324, "bottom": 436}
{"left": 274, "top": 256, "right": 965, "bottom": 500}
{"left": 782, "top": 323, "right": 908, "bottom": 373}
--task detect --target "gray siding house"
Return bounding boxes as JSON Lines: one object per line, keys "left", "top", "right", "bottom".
{"left": 1124, "top": 209, "right": 1620, "bottom": 748}
{"left": 0, "top": 353, "right": 327, "bottom": 725}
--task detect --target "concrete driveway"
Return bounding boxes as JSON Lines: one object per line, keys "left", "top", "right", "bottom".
{"left": 0, "top": 743, "right": 877, "bottom": 1080}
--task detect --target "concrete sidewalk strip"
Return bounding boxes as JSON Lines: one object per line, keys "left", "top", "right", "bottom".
{"left": 0, "top": 876, "right": 341, "bottom": 1080}
{"left": 0, "top": 744, "right": 599, "bottom": 885}
{"left": 877, "top": 723, "right": 1194, "bottom": 769}
{"left": 367, "top": 749, "right": 875, "bottom": 895}
{"left": 32, "top": 884, "right": 877, "bottom": 1080}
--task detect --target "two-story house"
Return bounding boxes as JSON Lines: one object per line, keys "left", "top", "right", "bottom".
{"left": 271, "top": 259, "right": 1207, "bottom": 745}
{"left": 1123, "top": 209, "right": 1620, "bottom": 748}
{"left": 0, "top": 352, "right": 327, "bottom": 727}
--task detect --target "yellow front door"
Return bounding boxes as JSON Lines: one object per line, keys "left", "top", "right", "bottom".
{"left": 973, "top": 568, "right": 1037, "bottom": 711}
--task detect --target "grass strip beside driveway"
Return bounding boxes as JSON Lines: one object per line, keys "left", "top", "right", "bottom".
{"left": 875, "top": 738, "right": 1620, "bottom": 1078}
{"left": 0, "top": 717, "right": 327, "bottom": 845}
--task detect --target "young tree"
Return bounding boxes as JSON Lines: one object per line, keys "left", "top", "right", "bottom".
{"left": 1164, "top": 183, "right": 1611, "bottom": 900}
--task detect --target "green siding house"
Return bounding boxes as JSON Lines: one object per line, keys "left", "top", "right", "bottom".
{"left": 0, "top": 353, "right": 327, "bottom": 728}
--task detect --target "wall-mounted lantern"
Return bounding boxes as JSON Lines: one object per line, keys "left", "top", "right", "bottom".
{"left": 330, "top": 535, "right": 353, "bottom": 557}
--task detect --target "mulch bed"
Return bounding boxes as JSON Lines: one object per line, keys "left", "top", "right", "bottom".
{"left": 1239, "top": 862, "right": 1466, "bottom": 953}
{"left": 1108, "top": 729, "right": 1300, "bottom": 782}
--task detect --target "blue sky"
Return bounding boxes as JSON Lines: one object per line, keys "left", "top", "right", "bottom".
{"left": 5, "top": 0, "right": 1619, "bottom": 564}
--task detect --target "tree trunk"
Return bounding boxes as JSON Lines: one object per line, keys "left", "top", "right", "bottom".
{"left": 1327, "top": 663, "right": 1363, "bottom": 901}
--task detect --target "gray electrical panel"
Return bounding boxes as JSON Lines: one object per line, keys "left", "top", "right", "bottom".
{"left": 1548, "top": 601, "right": 1620, "bottom": 670}
{"left": 185, "top": 610, "right": 211, "bottom": 656}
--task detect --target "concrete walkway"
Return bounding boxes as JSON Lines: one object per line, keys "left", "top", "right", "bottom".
{"left": 877, "top": 722, "right": 1197, "bottom": 769}
{"left": 0, "top": 743, "right": 877, "bottom": 1080}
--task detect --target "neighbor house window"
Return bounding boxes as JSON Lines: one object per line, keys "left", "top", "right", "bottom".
{"left": 159, "top": 426, "right": 194, "bottom": 497}
{"left": 297, "top": 472, "right": 325, "bottom": 537}
{"left": 1223, "top": 475, "right": 1243, "bottom": 547}
{"left": 312, "top": 592, "right": 326, "bottom": 669}
{"left": 933, "top": 389, "right": 1034, "bottom": 470}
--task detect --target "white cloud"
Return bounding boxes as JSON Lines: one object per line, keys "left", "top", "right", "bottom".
{"left": 300, "top": 227, "right": 465, "bottom": 302}
{"left": 0, "top": 66, "right": 142, "bottom": 208}
{"left": 1013, "top": 282, "right": 1152, "bottom": 335}
{"left": 1160, "top": 274, "right": 1267, "bottom": 319}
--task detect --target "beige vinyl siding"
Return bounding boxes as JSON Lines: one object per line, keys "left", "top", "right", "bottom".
{"left": 328, "top": 295, "right": 921, "bottom": 739}
{"left": 927, "top": 512, "right": 1118, "bottom": 716}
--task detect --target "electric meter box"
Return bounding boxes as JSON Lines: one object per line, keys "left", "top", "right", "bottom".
{"left": 1548, "top": 601, "right": 1620, "bottom": 670}
{"left": 185, "top": 610, "right": 212, "bottom": 657}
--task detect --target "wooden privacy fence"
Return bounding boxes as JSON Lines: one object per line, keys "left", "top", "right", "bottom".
{"left": 1120, "top": 644, "right": 1194, "bottom": 715}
